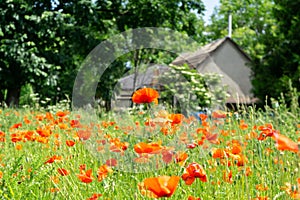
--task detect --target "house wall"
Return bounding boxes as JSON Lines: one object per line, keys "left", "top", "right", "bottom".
{"left": 212, "top": 41, "right": 252, "bottom": 97}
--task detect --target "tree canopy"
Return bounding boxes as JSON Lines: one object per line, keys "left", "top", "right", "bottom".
{"left": 206, "top": 0, "right": 300, "bottom": 105}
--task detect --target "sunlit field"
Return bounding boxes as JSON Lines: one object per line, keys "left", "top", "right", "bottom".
{"left": 0, "top": 88, "right": 299, "bottom": 200}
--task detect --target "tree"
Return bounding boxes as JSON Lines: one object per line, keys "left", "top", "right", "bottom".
{"left": 0, "top": 0, "right": 108, "bottom": 106}
{"left": 1, "top": 0, "right": 209, "bottom": 108}
{"left": 204, "top": 0, "right": 300, "bottom": 104}
{"left": 205, "top": 0, "right": 276, "bottom": 60}
{"left": 0, "top": 1, "right": 63, "bottom": 106}
{"left": 92, "top": 0, "right": 207, "bottom": 110}
{"left": 252, "top": 0, "right": 300, "bottom": 104}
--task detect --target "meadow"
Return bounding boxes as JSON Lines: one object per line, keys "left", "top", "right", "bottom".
{"left": 0, "top": 88, "right": 299, "bottom": 200}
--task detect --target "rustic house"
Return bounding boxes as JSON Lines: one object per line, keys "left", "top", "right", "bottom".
{"left": 112, "top": 37, "right": 255, "bottom": 109}
{"left": 172, "top": 36, "right": 254, "bottom": 105}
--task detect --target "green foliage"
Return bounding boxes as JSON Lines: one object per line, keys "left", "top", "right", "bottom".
{"left": 160, "top": 64, "right": 211, "bottom": 112}
{"left": 0, "top": 0, "right": 108, "bottom": 106}
{"left": 206, "top": 0, "right": 276, "bottom": 60}
{"left": 206, "top": 0, "right": 300, "bottom": 106}
{"left": 160, "top": 64, "right": 227, "bottom": 112}
{"left": 0, "top": 0, "right": 208, "bottom": 109}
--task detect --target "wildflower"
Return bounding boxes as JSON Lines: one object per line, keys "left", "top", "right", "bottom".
{"left": 0, "top": 131, "right": 5, "bottom": 142}
{"left": 56, "top": 111, "right": 69, "bottom": 118}
{"left": 57, "top": 168, "right": 69, "bottom": 176}
{"left": 138, "top": 176, "right": 180, "bottom": 198}
{"left": 252, "top": 197, "right": 269, "bottom": 200}
{"left": 105, "top": 158, "right": 118, "bottom": 167}
{"left": 66, "top": 140, "right": 76, "bottom": 147}
{"left": 168, "top": 114, "right": 185, "bottom": 125}
{"left": 186, "top": 143, "right": 197, "bottom": 149}
{"left": 36, "top": 126, "right": 51, "bottom": 137}
{"left": 162, "top": 150, "right": 173, "bottom": 164}
{"left": 77, "top": 129, "right": 92, "bottom": 141}
{"left": 256, "top": 184, "right": 268, "bottom": 191}
{"left": 211, "top": 148, "right": 226, "bottom": 159}
{"left": 175, "top": 151, "right": 188, "bottom": 166}
{"left": 77, "top": 168, "right": 93, "bottom": 183}
{"left": 134, "top": 142, "right": 162, "bottom": 154}
{"left": 97, "top": 164, "right": 113, "bottom": 182}
{"left": 212, "top": 110, "right": 227, "bottom": 118}
{"left": 133, "top": 154, "right": 151, "bottom": 163}
{"left": 44, "top": 155, "right": 63, "bottom": 164}
{"left": 188, "top": 196, "right": 201, "bottom": 200}
{"left": 132, "top": 88, "right": 159, "bottom": 104}
{"left": 9, "top": 123, "right": 22, "bottom": 130}
{"left": 50, "top": 175, "right": 60, "bottom": 184}
{"left": 282, "top": 178, "right": 300, "bottom": 199}
{"left": 182, "top": 162, "right": 207, "bottom": 185}
{"left": 70, "top": 119, "right": 81, "bottom": 128}
{"left": 239, "top": 120, "right": 248, "bottom": 130}
{"left": 109, "top": 138, "right": 129, "bottom": 153}
{"left": 87, "top": 193, "right": 102, "bottom": 200}
{"left": 257, "top": 124, "right": 275, "bottom": 140}
{"left": 223, "top": 170, "right": 233, "bottom": 183}
{"left": 204, "top": 132, "right": 219, "bottom": 144}
{"left": 272, "top": 132, "right": 299, "bottom": 153}
{"left": 15, "top": 144, "right": 22, "bottom": 150}
{"left": 50, "top": 188, "right": 60, "bottom": 193}
{"left": 11, "top": 133, "right": 23, "bottom": 143}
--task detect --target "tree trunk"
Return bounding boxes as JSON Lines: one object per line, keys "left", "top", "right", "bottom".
{"left": 5, "top": 87, "right": 21, "bottom": 107}
{"left": 0, "top": 91, "right": 4, "bottom": 105}
{"left": 105, "top": 99, "right": 111, "bottom": 112}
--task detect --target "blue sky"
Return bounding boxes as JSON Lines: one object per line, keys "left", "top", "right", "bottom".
{"left": 202, "top": 0, "right": 220, "bottom": 24}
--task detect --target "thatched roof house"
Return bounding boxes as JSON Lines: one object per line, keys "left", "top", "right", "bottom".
{"left": 172, "top": 36, "right": 254, "bottom": 104}
{"left": 113, "top": 37, "right": 255, "bottom": 108}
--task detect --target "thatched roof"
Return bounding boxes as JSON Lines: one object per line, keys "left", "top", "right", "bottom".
{"left": 117, "top": 65, "right": 170, "bottom": 91}
{"left": 172, "top": 37, "right": 251, "bottom": 68}
{"left": 171, "top": 37, "right": 254, "bottom": 104}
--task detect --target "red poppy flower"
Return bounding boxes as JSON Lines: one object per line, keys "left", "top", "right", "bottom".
{"left": 211, "top": 148, "right": 226, "bottom": 159}
{"left": 272, "top": 133, "right": 299, "bottom": 152}
{"left": 212, "top": 111, "right": 227, "bottom": 118}
{"left": 182, "top": 162, "right": 207, "bottom": 185}
{"left": 199, "top": 113, "right": 208, "bottom": 121}
{"left": 282, "top": 178, "right": 300, "bottom": 199}
{"left": 138, "top": 176, "right": 180, "bottom": 198}
{"left": 97, "top": 164, "right": 113, "bottom": 182}
{"left": 223, "top": 170, "right": 233, "bottom": 183}
{"left": 57, "top": 168, "right": 69, "bottom": 176}
{"left": 132, "top": 88, "right": 159, "bottom": 104}
{"left": 87, "top": 193, "right": 102, "bottom": 200}
{"left": 77, "top": 169, "right": 93, "bottom": 183}
{"left": 70, "top": 119, "right": 81, "bottom": 128}
{"left": 205, "top": 133, "right": 219, "bottom": 144}
{"left": 66, "top": 140, "right": 76, "bottom": 147}
{"left": 162, "top": 150, "right": 173, "bottom": 164}
{"left": 9, "top": 123, "right": 22, "bottom": 130}
{"left": 257, "top": 124, "right": 275, "bottom": 140}
{"left": 44, "top": 155, "right": 63, "bottom": 164}
{"left": 36, "top": 126, "right": 51, "bottom": 137}
{"left": 105, "top": 158, "right": 118, "bottom": 167}
{"left": 188, "top": 196, "right": 201, "bottom": 200}
{"left": 133, "top": 154, "right": 151, "bottom": 163}
{"left": 134, "top": 142, "right": 162, "bottom": 154}
{"left": 168, "top": 114, "right": 185, "bottom": 125}
{"left": 77, "top": 129, "right": 92, "bottom": 140}
{"left": 175, "top": 151, "right": 188, "bottom": 166}
{"left": 56, "top": 110, "right": 69, "bottom": 118}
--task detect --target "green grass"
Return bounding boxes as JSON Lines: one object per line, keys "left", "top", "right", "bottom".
{"left": 0, "top": 101, "right": 299, "bottom": 200}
